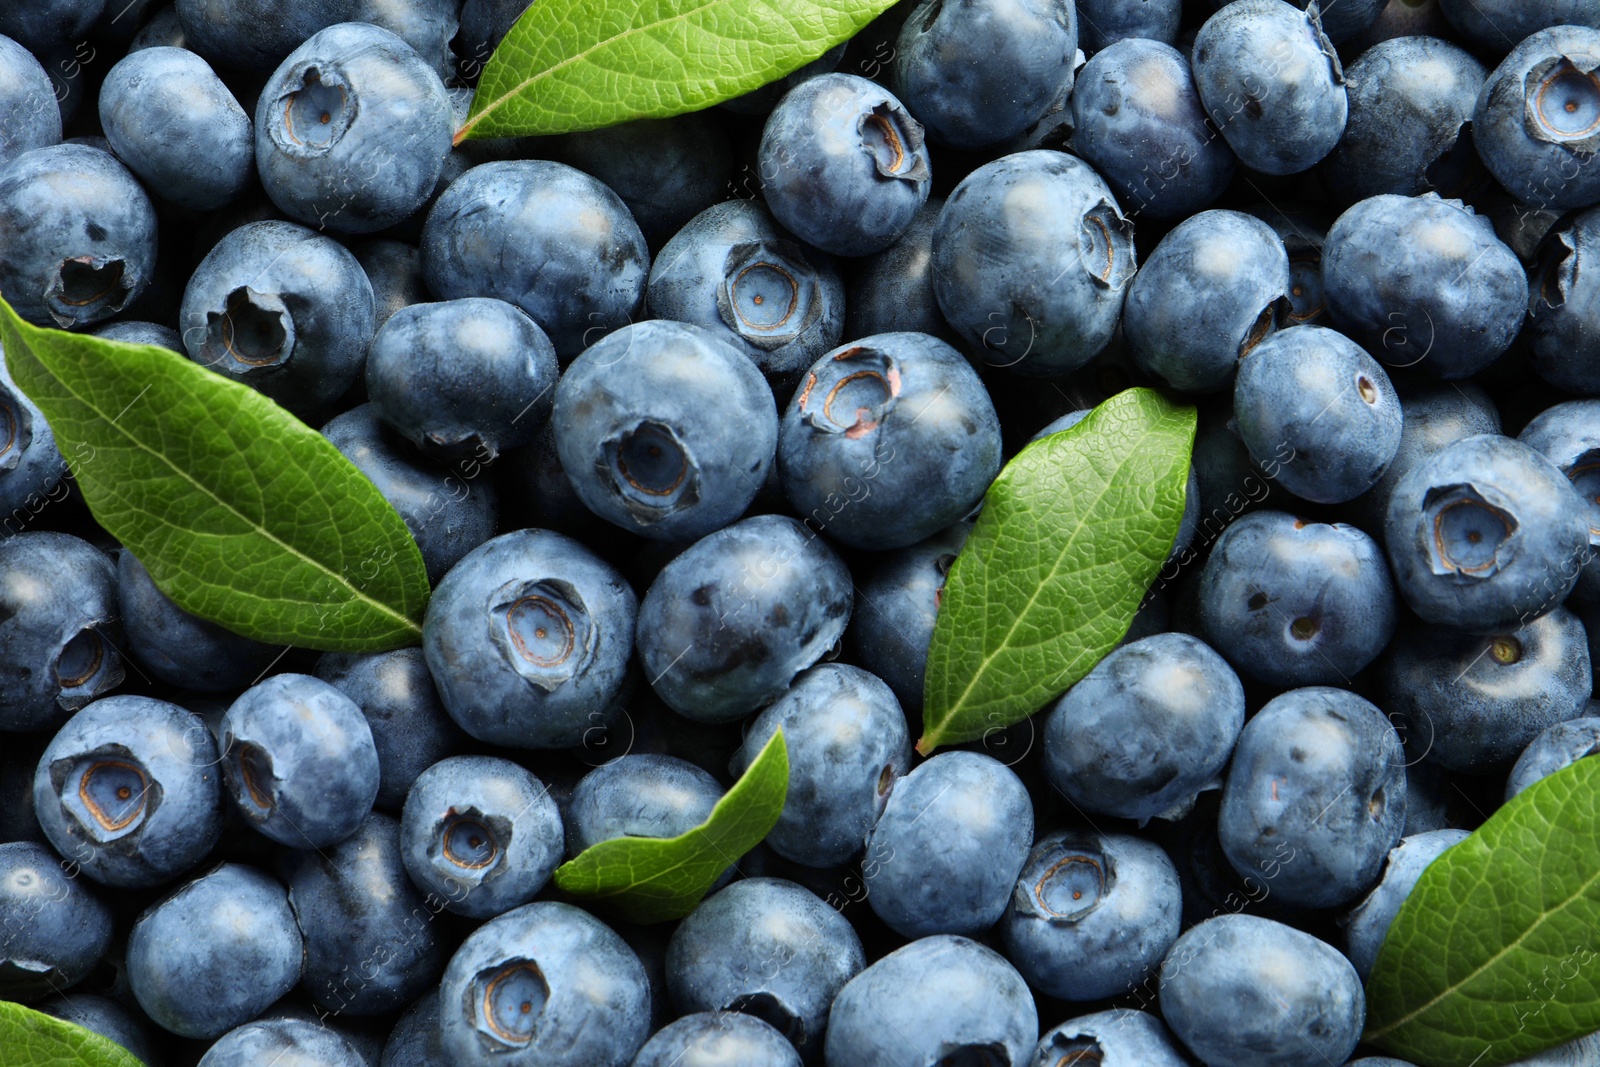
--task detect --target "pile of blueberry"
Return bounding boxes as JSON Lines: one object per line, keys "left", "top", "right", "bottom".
{"left": 6, "top": 0, "right": 1600, "bottom": 1064}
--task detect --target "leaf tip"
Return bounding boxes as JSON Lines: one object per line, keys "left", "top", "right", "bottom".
{"left": 914, "top": 735, "right": 938, "bottom": 757}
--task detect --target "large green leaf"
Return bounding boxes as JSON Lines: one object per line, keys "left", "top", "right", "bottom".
{"left": 0, "top": 296, "right": 428, "bottom": 651}
{"left": 1366, "top": 757, "right": 1600, "bottom": 1066}
{"left": 457, "top": 0, "right": 900, "bottom": 141}
{"left": 554, "top": 730, "right": 788, "bottom": 923}
{"left": 918, "top": 388, "right": 1195, "bottom": 753}
{"left": 0, "top": 1002, "right": 146, "bottom": 1067}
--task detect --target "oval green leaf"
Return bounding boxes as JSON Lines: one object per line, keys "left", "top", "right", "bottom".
{"left": 554, "top": 729, "right": 789, "bottom": 923}
{"left": 457, "top": 0, "right": 901, "bottom": 141}
{"left": 1366, "top": 757, "right": 1600, "bottom": 1066}
{"left": 0, "top": 296, "right": 428, "bottom": 651}
{"left": 0, "top": 1001, "right": 146, "bottom": 1067}
{"left": 918, "top": 387, "right": 1196, "bottom": 754}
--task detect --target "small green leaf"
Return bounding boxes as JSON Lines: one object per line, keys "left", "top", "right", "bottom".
{"left": 0, "top": 1001, "right": 146, "bottom": 1067}
{"left": 458, "top": 0, "right": 900, "bottom": 141}
{"left": 1365, "top": 758, "right": 1600, "bottom": 1067}
{"left": 554, "top": 729, "right": 789, "bottom": 923}
{"left": 918, "top": 388, "right": 1195, "bottom": 754}
{"left": 0, "top": 295, "right": 428, "bottom": 651}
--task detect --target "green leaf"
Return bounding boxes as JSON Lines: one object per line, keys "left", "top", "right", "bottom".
{"left": 1365, "top": 757, "right": 1600, "bottom": 1066}
{"left": 917, "top": 387, "right": 1195, "bottom": 754}
{"left": 554, "top": 729, "right": 789, "bottom": 923}
{"left": 457, "top": 0, "right": 901, "bottom": 141}
{"left": 0, "top": 1001, "right": 146, "bottom": 1067}
{"left": 0, "top": 296, "right": 428, "bottom": 651}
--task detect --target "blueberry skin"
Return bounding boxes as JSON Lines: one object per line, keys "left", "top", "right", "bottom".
{"left": 758, "top": 74, "right": 930, "bottom": 257}
{"left": 633, "top": 1012, "right": 802, "bottom": 1067}
{"left": 1233, "top": 324, "right": 1401, "bottom": 503}
{"left": 552, "top": 320, "right": 777, "bottom": 542}
{"left": 181, "top": 220, "right": 375, "bottom": 420}
{"left": 1237, "top": 0, "right": 1386, "bottom": 42}
{"left": 567, "top": 754, "right": 721, "bottom": 853}
{"left": 176, "top": 0, "right": 457, "bottom": 76}
{"left": 824, "top": 935, "right": 1037, "bottom": 1067}
{"left": 1043, "top": 633, "right": 1245, "bottom": 823}
{"left": 732, "top": 663, "right": 912, "bottom": 868}
{"left": 0, "top": 348, "right": 69, "bottom": 525}
{"left": 779, "top": 333, "right": 1000, "bottom": 550}
{"left": 1521, "top": 400, "right": 1600, "bottom": 602}
{"left": 932, "top": 150, "right": 1136, "bottom": 376}
{"left": 0, "top": 35, "right": 61, "bottom": 169}
{"left": 1530, "top": 207, "right": 1600, "bottom": 393}
{"left": 637, "top": 514, "right": 853, "bottom": 723}
{"left": 355, "top": 239, "right": 428, "bottom": 334}
{"left": 0, "top": 840, "right": 112, "bottom": 1001}
{"left": 1322, "top": 38, "right": 1486, "bottom": 204}
{"left": 1001, "top": 830, "right": 1181, "bottom": 1002}
{"left": 220, "top": 673, "right": 378, "bottom": 847}
{"left": 1343, "top": 829, "right": 1470, "bottom": 981}
{"left": 424, "top": 528, "right": 637, "bottom": 748}
{"left": 99, "top": 47, "right": 251, "bottom": 211}
{"left": 118, "top": 550, "right": 278, "bottom": 693}
{"left": 1125, "top": 210, "right": 1287, "bottom": 393}
{"left": 1029, "top": 1009, "right": 1190, "bottom": 1067}
{"left": 316, "top": 647, "right": 465, "bottom": 810}
{"left": 891, "top": 0, "right": 1078, "bottom": 150}
{"left": 92, "top": 321, "right": 181, "bottom": 350}
{"left": 0, "top": 0, "right": 104, "bottom": 60}
{"left": 1197, "top": 512, "right": 1398, "bottom": 687}
{"left": 844, "top": 198, "right": 948, "bottom": 342}
{"left": 1381, "top": 608, "right": 1593, "bottom": 773}
{"left": 1077, "top": 0, "right": 1180, "bottom": 51}
{"left": 199, "top": 1019, "right": 366, "bottom": 1067}
{"left": 1474, "top": 26, "right": 1600, "bottom": 211}
{"left": 382, "top": 991, "right": 446, "bottom": 1067}
{"left": 421, "top": 160, "right": 649, "bottom": 361}
{"left": 1071, "top": 40, "right": 1237, "bottom": 222}
{"left": 0, "top": 144, "right": 156, "bottom": 328}
{"left": 127, "top": 863, "right": 303, "bottom": 1039}
{"left": 437, "top": 900, "right": 650, "bottom": 1067}
{"left": 864, "top": 751, "right": 1033, "bottom": 938}
{"left": 1440, "top": 0, "right": 1600, "bottom": 53}
{"left": 287, "top": 811, "right": 446, "bottom": 1016}
{"left": 1507, "top": 717, "right": 1600, "bottom": 799}
{"left": 34, "top": 695, "right": 221, "bottom": 887}
{"left": 1218, "top": 687, "right": 1407, "bottom": 909}
{"left": 1159, "top": 913, "right": 1365, "bottom": 1067}
{"left": 36, "top": 993, "right": 160, "bottom": 1066}
{"left": 400, "top": 754, "right": 561, "bottom": 919}
{"left": 1323, "top": 195, "right": 1526, "bottom": 379}
{"left": 1385, "top": 434, "right": 1591, "bottom": 633}
{"left": 647, "top": 200, "right": 845, "bottom": 391}
{"left": 667, "top": 878, "right": 865, "bottom": 1059}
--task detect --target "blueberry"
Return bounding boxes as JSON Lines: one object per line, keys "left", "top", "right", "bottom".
{"left": 437, "top": 900, "right": 650, "bottom": 1067}
{"left": 127, "top": 863, "right": 303, "bottom": 1038}
{"left": 933, "top": 150, "right": 1135, "bottom": 376}
{"left": 666, "top": 878, "right": 864, "bottom": 1059}
{"left": 421, "top": 160, "right": 649, "bottom": 361}
{"left": 199, "top": 1019, "right": 366, "bottom": 1067}
{"left": 0, "top": 347, "right": 69, "bottom": 528}
{"left": 181, "top": 220, "right": 375, "bottom": 420}
{"left": 1507, "top": 717, "right": 1600, "bottom": 799}
{"left": 0, "top": 0, "right": 104, "bottom": 59}
{"left": 1197, "top": 511, "right": 1398, "bottom": 686}
{"left": 118, "top": 550, "right": 279, "bottom": 693}
{"left": 778, "top": 332, "right": 1001, "bottom": 550}
{"left": 424, "top": 529, "right": 636, "bottom": 747}
{"left": 863, "top": 751, "right": 1034, "bottom": 937}
{"left": 1531, "top": 208, "right": 1600, "bottom": 393}
{"left": 632, "top": 1012, "right": 803, "bottom": 1067}
{"left": 824, "top": 935, "right": 1037, "bottom": 1067}
{"left": 0, "top": 144, "right": 157, "bottom": 328}
{"left": 92, "top": 320, "right": 181, "bottom": 350}
{"left": 382, "top": 990, "right": 447, "bottom": 1067}
{"left": 1233, "top": 324, "right": 1402, "bottom": 503}
{"left": 1191, "top": 0, "right": 1347, "bottom": 175}
{"left": 355, "top": 239, "right": 429, "bottom": 334}
{"left": 1385, "top": 434, "right": 1590, "bottom": 633}
{"left": 891, "top": 0, "right": 1078, "bottom": 150}
{"left": 1077, "top": 0, "right": 1181, "bottom": 51}
{"left": 1343, "top": 829, "right": 1471, "bottom": 981}
{"left": 567, "top": 754, "right": 722, "bottom": 853}
{"left": 1520, "top": 400, "right": 1600, "bottom": 602}
{"left": 1029, "top": 1009, "right": 1191, "bottom": 1067}
{"left": 1439, "top": 0, "right": 1600, "bottom": 53}
{"left": 552, "top": 320, "right": 777, "bottom": 542}
{"left": 732, "top": 663, "right": 912, "bottom": 868}
{"left": 128, "top": 6, "right": 187, "bottom": 51}
{"left": 1071, "top": 40, "right": 1237, "bottom": 222}
{"left": 1043, "top": 633, "right": 1245, "bottom": 822}
{"left": 1474, "top": 26, "right": 1600, "bottom": 211}
{"left": 1158, "top": 913, "right": 1365, "bottom": 1067}
{"left": 400, "top": 754, "right": 562, "bottom": 919}
{"left": 647, "top": 200, "right": 845, "bottom": 392}
{"left": 636, "top": 514, "right": 852, "bottom": 723}
{"left": 0, "top": 34, "right": 61, "bottom": 169}
{"left": 1218, "top": 687, "right": 1407, "bottom": 909}
{"left": 844, "top": 198, "right": 951, "bottom": 342}
{"left": 176, "top": 0, "right": 455, "bottom": 75}
{"left": 1125, "top": 210, "right": 1287, "bottom": 393}
{"left": 98, "top": 47, "right": 252, "bottom": 211}
{"left": 316, "top": 647, "right": 465, "bottom": 810}
{"left": 36, "top": 993, "right": 160, "bottom": 1065}
{"left": 1001, "top": 829, "right": 1181, "bottom": 1002}
{"left": 220, "top": 672, "right": 378, "bottom": 847}
{"left": 1381, "top": 608, "right": 1592, "bottom": 773}
{"left": 0, "top": 840, "right": 112, "bottom": 1001}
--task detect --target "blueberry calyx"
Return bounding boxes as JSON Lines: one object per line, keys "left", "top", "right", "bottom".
{"left": 1421, "top": 483, "right": 1519, "bottom": 578}
{"left": 230, "top": 740, "right": 277, "bottom": 814}
{"left": 435, "top": 808, "right": 506, "bottom": 873}
{"left": 274, "top": 65, "right": 353, "bottom": 155}
{"left": 1523, "top": 54, "right": 1600, "bottom": 149}
{"left": 1532, "top": 226, "right": 1577, "bottom": 312}
{"left": 0, "top": 386, "right": 32, "bottom": 473}
{"left": 472, "top": 959, "right": 549, "bottom": 1047}
{"left": 53, "top": 626, "right": 121, "bottom": 710}
{"left": 931, "top": 1039, "right": 1010, "bottom": 1066}
{"left": 600, "top": 419, "right": 700, "bottom": 518}
{"left": 796, "top": 345, "right": 900, "bottom": 438}
{"left": 725, "top": 991, "right": 806, "bottom": 1046}
{"left": 1077, "top": 203, "right": 1136, "bottom": 291}
{"left": 50, "top": 746, "right": 160, "bottom": 843}
{"left": 1038, "top": 1032, "right": 1106, "bottom": 1065}
{"left": 1025, "top": 843, "right": 1112, "bottom": 924}
{"left": 860, "top": 101, "right": 930, "bottom": 183}
{"left": 491, "top": 579, "right": 595, "bottom": 691}
{"left": 716, "top": 239, "right": 824, "bottom": 350}
{"left": 46, "top": 255, "right": 132, "bottom": 327}
{"left": 203, "top": 286, "right": 295, "bottom": 373}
